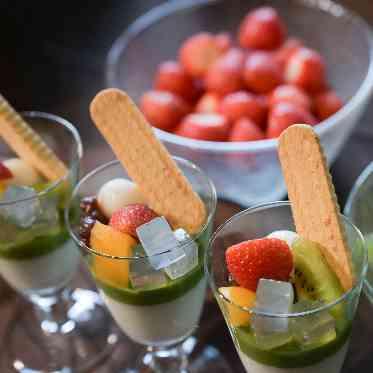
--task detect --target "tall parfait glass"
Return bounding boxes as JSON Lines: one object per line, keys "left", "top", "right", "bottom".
{"left": 206, "top": 202, "right": 367, "bottom": 373}
{"left": 66, "top": 158, "right": 230, "bottom": 372}
{"left": 0, "top": 112, "right": 116, "bottom": 373}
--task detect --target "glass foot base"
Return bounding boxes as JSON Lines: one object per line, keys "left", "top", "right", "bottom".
{"left": 3, "top": 288, "right": 118, "bottom": 372}
{"left": 122, "top": 336, "right": 231, "bottom": 373}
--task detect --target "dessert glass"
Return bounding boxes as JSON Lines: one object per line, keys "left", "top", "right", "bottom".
{"left": 0, "top": 112, "right": 116, "bottom": 372}
{"left": 344, "top": 161, "right": 373, "bottom": 303}
{"left": 206, "top": 201, "right": 367, "bottom": 373}
{"left": 66, "top": 158, "right": 230, "bottom": 372}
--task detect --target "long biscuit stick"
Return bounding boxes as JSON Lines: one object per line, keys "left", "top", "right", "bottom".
{"left": 278, "top": 124, "right": 353, "bottom": 290}
{"left": 0, "top": 95, "right": 68, "bottom": 181}
{"left": 90, "top": 89, "right": 206, "bottom": 234}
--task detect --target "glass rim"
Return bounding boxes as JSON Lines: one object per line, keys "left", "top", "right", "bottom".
{"left": 344, "top": 160, "right": 373, "bottom": 218}
{"left": 106, "top": 0, "right": 373, "bottom": 153}
{"left": 0, "top": 111, "right": 83, "bottom": 206}
{"left": 65, "top": 157, "right": 217, "bottom": 260}
{"left": 205, "top": 200, "right": 368, "bottom": 319}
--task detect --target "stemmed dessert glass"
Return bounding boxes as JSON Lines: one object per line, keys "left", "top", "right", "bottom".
{"left": 0, "top": 112, "right": 116, "bottom": 372}
{"left": 206, "top": 201, "right": 367, "bottom": 373}
{"left": 66, "top": 158, "right": 231, "bottom": 372}
{"left": 344, "top": 161, "right": 373, "bottom": 303}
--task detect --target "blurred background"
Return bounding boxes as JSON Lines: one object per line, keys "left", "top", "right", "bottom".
{"left": 1, "top": 0, "right": 372, "bottom": 206}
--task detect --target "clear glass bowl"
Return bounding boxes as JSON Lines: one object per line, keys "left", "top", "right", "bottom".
{"left": 107, "top": 0, "right": 373, "bottom": 206}
{"left": 344, "top": 161, "right": 373, "bottom": 303}
{"left": 206, "top": 201, "right": 367, "bottom": 372}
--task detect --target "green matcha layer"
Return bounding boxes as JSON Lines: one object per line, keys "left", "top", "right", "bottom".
{"left": 235, "top": 322, "right": 351, "bottom": 368}
{"left": 96, "top": 224, "right": 212, "bottom": 306}
{"left": 0, "top": 183, "right": 73, "bottom": 260}
{"left": 0, "top": 224, "right": 70, "bottom": 260}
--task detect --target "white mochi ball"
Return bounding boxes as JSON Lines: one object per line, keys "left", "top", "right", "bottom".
{"left": 267, "top": 230, "right": 299, "bottom": 248}
{"left": 3, "top": 158, "right": 42, "bottom": 186}
{"left": 97, "top": 178, "right": 146, "bottom": 218}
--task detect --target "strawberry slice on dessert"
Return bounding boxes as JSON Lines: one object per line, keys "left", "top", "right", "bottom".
{"left": 0, "top": 162, "right": 12, "bottom": 181}
{"left": 109, "top": 204, "right": 158, "bottom": 238}
{"left": 225, "top": 238, "right": 293, "bottom": 291}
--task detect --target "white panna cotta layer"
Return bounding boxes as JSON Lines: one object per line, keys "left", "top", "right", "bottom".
{"left": 100, "top": 277, "right": 207, "bottom": 346}
{"left": 0, "top": 239, "right": 80, "bottom": 293}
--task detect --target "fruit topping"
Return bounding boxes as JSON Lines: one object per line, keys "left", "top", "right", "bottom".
{"left": 174, "top": 113, "right": 230, "bottom": 141}
{"left": 225, "top": 238, "right": 293, "bottom": 291}
{"left": 314, "top": 90, "right": 343, "bottom": 120}
{"left": 291, "top": 238, "right": 343, "bottom": 307}
{"left": 228, "top": 118, "right": 265, "bottom": 142}
{"left": 3, "top": 158, "right": 42, "bottom": 186}
{"left": 267, "top": 230, "right": 299, "bottom": 248}
{"left": 140, "top": 90, "right": 190, "bottom": 131}
{"left": 97, "top": 178, "right": 146, "bottom": 219}
{"left": 109, "top": 204, "right": 158, "bottom": 238}
{"left": 244, "top": 52, "right": 283, "bottom": 94}
{"left": 0, "top": 162, "right": 12, "bottom": 180}
{"left": 90, "top": 221, "right": 137, "bottom": 287}
{"left": 219, "top": 286, "right": 256, "bottom": 326}
{"left": 238, "top": 6, "right": 286, "bottom": 50}
{"left": 179, "top": 32, "right": 226, "bottom": 78}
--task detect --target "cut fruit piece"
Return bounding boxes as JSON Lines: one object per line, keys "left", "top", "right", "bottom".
{"left": 291, "top": 238, "right": 344, "bottom": 307}
{"left": 90, "top": 221, "right": 137, "bottom": 288}
{"left": 219, "top": 286, "right": 256, "bottom": 327}
{"left": 0, "top": 162, "right": 12, "bottom": 180}
{"left": 3, "top": 158, "right": 42, "bottom": 186}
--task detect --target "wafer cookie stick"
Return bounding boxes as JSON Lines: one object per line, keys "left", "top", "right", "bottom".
{"left": 0, "top": 95, "right": 68, "bottom": 181}
{"left": 90, "top": 89, "right": 206, "bottom": 234}
{"left": 278, "top": 124, "right": 353, "bottom": 290}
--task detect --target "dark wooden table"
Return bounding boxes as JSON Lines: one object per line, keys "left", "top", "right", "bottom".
{"left": 1, "top": 0, "right": 373, "bottom": 372}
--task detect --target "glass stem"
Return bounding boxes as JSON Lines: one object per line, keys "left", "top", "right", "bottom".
{"left": 142, "top": 343, "right": 188, "bottom": 373}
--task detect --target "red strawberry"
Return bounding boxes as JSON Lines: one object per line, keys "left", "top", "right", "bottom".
{"left": 175, "top": 113, "right": 230, "bottom": 141}
{"left": 229, "top": 118, "right": 265, "bottom": 142}
{"left": 314, "top": 90, "right": 343, "bottom": 120}
{"left": 244, "top": 52, "right": 283, "bottom": 94}
{"left": 285, "top": 47, "right": 326, "bottom": 93}
{"left": 267, "top": 102, "right": 317, "bottom": 138}
{"left": 179, "top": 32, "right": 226, "bottom": 78}
{"left": 109, "top": 204, "right": 158, "bottom": 238}
{"left": 219, "top": 91, "right": 267, "bottom": 126}
{"left": 205, "top": 48, "right": 246, "bottom": 96}
{"left": 270, "top": 84, "right": 311, "bottom": 110}
{"left": 140, "top": 90, "right": 190, "bottom": 131}
{"left": 195, "top": 93, "right": 221, "bottom": 113}
{"left": 215, "top": 32, "right": 232, "bottom": 52}
{"left": 226, "top": 238, "right": 293, "bottom": 291}
{"left": 154, "top": 60, "right": 200, "bottom": 102}
{"left": 274, "top": 38, "right": 303, "bottom": 70}
{"left": 0, "top": 162, "right": 12, "bottom": 180}
{"left": 238, "top": 7, "right": 286, "bottom": 50}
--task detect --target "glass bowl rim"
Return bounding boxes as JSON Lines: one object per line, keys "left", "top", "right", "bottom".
{"left": 106, "top": 0, "right": 373, "bottom": 153}
{"left": 65, "top": 157, "right": 217, "bottom": 260}
{"left": 0, "top": 111, "right": 83, "bottom": 206}
{"left": 205, "top": 200, "right": 368, "bottom": 318}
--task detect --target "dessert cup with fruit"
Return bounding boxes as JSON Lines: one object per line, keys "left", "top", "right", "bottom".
{"left": 108, "top": 0, "right": 373, "bottom": 205}
{"left": 206, "top": 202, "right": 366, "bottom": 373}
{"left": 206, "top": 124, "right": 368, "bottom": 373}
{"left": 345, "top": 161, "right": 373, "bottom": 303}
{"left": 66, "top": 89, "right": 229, "bottom": 372}
{"left": 0, "top": 109, "right": 116, "bottom": 373}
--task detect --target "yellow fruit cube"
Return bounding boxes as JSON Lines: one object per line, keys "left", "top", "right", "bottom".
{"left": 219, "top": 286, "right": 256, "bottom": 327}
{"left": 90, "top": 221, "right": 137, "bottom": 288}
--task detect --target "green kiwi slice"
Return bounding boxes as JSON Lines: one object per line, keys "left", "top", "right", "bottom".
{"left": 291, "top": 238, "right": 344, "bottom": 314}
